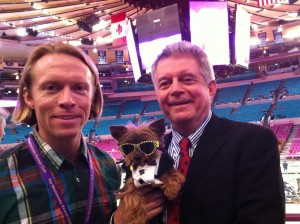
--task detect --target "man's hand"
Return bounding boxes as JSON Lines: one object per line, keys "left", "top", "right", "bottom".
{"left": 113, "top": 186, "right": 165, "bottom": 224}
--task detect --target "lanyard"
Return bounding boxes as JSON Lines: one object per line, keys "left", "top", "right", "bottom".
{"left": 26, "top": 136, "right": 95, "bottom": 224}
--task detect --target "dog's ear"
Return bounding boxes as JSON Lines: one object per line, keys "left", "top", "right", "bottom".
{"left": 109, "top": 125, "right": 128, "bottom": 142}
{"left": 149, "top": 118, "right": 166, "bottom": 137}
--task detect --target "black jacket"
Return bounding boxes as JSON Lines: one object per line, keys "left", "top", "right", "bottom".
{"left": 162, "top": 114, "right": 285, "bottom": 224}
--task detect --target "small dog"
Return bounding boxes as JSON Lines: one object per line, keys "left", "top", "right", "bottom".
{"left": 109, "top": 118, "right": 185, "bottom": 224}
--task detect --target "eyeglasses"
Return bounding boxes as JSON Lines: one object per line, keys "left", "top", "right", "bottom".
{"left": 119, "top": 141, "right": 160, "bottom": 156}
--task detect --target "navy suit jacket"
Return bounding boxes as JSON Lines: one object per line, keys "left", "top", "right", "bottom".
{"left": 163, "top": 114, "right": 285, "bottom": 224}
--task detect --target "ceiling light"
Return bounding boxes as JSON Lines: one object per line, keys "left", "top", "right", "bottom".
{"left": 288, "top": 12, "right": 298, "bottom": 17}
{"left": 17, "top": 28, "right": 27, "bottom": 36}
{"left": 251, "top": 24, "right": 258, "bottom": 30}
{"left": 67, "top": 40, "right": 82, "bottom": 46}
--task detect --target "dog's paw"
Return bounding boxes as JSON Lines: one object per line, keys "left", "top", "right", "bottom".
{"left": 160, "top": 169, "right": 185, "bottom": 200}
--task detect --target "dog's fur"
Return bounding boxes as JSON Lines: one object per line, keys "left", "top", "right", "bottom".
{"left": 109, "top": 118, "right": 185, "bottom": 224}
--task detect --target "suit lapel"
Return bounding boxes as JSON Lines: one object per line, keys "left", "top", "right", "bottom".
{"left": 181, "top": 115, "right": 230, "bottom": 206}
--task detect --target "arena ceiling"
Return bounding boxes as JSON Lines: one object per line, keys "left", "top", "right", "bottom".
{"left": 0, "top": 0, "right": 300, "bottom": 58}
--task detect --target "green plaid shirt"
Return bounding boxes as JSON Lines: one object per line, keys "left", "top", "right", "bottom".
{"left": 0, "top": 128, "right": 121, "bottom": 224}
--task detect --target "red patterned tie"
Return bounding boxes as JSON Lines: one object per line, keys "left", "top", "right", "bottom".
{"left": 167, "top": 137, "right": 191, "bottom": 224}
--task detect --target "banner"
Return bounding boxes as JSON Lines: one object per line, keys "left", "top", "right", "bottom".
{"left": 98, "top": 50, "right": 106, "bottom": 64}
{"left": 115, "top": 50, "right": 124, "bottom": 64}
{"left": 273, "top": 30, "right": 283, "bottom": 44}
{"left": 111, "top": 12, "right": 127, "bottom": 47}
{"left": 258, "top": 32, "right": 267, "bottom": 47}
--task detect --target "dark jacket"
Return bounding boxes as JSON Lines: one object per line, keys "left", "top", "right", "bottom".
{"left": 162, "top": 114, "right": 285, "bottom": 224}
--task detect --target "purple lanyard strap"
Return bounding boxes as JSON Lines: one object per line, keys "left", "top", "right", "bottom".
{"left": 26, "top": 136, "right": 95, "bottom": 224}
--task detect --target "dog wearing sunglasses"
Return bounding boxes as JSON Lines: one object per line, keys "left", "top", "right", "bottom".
{"left": 109, "top": 118, "right": 185, "bottom": 224}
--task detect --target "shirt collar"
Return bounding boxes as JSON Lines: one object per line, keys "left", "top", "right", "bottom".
{"left": 31, "top": 125, "right": 88, "bottom": 170}
{"left": 171, "top": 110, "right": 212, "bottom": 149}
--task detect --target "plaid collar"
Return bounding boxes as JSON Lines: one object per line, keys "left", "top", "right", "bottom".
{"left": 30, "top": 125, "right": 88, "bottom": 171}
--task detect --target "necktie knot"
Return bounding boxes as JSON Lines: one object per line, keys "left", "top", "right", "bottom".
{"left": 180, "top": 137, "right": 190, "bottom": 151}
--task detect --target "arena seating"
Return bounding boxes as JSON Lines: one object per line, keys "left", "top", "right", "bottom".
{"left": 2, "top": 76, "right": 300, "bottom": 161}
{"left": 216, "top": 70, "right": 256, "bottom": 84}
{"left": 139, "top": 114, "right": 170, "bottom": 126}
{"left": 1, "top": 125, "right": 32, "bottom": 144}
{"left": 95, "top": 118, "right": 135, "bottom": 135}
{"left": 122, "top": 99, "right": 147, "bottom": 115}
{"left": 248, "top": 80, "right": 281, "bottom": 101}
{"left": 273, "top": 99, "right": 300, "bottom": 119}
{"left": 215, "top": 85, "right": 249, "bottom": 105}
{"left": 213, "top": 103, "right": 271, "bottom": 122}
{"left": 82, "top": 120, "right": 95, "bottom": 137}
{"left": 295, "top": 126, "right": 300, "bottom": 138}
{"left": 92, "top": 139, "right": 123, "bottom": 160}
{"left": 145, "top": 100, "right": 161, "bottom": 113}
{"left": 115, "top": 81, "right": 154, "bottom": 93}
{"left": 102, "top": 104, "right": 121, "bottom": 117}
{"left": 282, "top": 77, "right": 300, "bottom": 96}
{"left": 212, "top": 107, "right": 234, "bottom": 119}
{"left": 270, "top": 122, "right": 293, "bottom": 142}
{"left": 287, "top": 139, "right": 300, "bottom": 159}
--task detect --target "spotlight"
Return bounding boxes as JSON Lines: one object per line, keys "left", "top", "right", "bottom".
{"left": 77, "top": 14, "right": 100, "bottom": 33}
{"left": 77, "top": 20, "right": 92, "bottom": 33}
{"left": 85, "top": 14, "right": 100, "bottom": 26}
{"left": 26, "top": 28, "right": 38, "bottom": 36}
{"left": 81, "top": 38, "right": 94, "bottom": 45}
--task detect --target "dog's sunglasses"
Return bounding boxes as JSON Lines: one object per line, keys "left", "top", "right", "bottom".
{"left": 119, "top": 140, "right": 159, "bottom": 156}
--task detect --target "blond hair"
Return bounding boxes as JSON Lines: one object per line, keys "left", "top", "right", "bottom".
{"left": 12, "top": 42, "right": 103, "bottom": 126}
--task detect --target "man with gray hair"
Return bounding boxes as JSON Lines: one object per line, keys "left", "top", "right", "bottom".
{"left": 150, "top": 41, "right": 285, "bottom": 223}
{"left": 0, "top": 107, "right": 9, "bottom": 141}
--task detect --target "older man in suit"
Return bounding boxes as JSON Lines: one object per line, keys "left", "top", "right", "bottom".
{"left": 150, "top": 41, "right": 285, "bottom": 224}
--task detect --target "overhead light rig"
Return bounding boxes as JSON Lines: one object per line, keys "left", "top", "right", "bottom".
{"left": 77, "top": 14, "right": 100, "bottom": 33}
{"left": 26, "top": 28, "right": 38, "bottom": 37}
{"left": 81, "top": 38, "right": 94, "bottom": 45}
